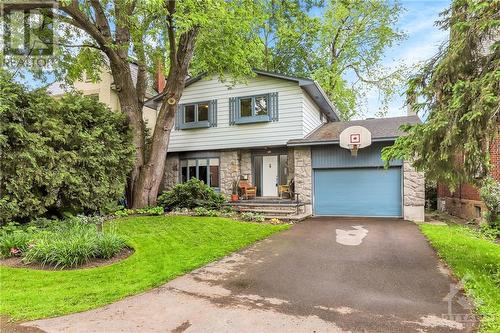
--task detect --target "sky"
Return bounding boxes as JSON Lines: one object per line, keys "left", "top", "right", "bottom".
{"left": 361, "top": 0, "right": 450, "bottom": 119}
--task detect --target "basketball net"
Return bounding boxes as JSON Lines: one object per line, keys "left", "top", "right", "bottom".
{"left": 349, "top": 144, "right": 359, "bottom": 156}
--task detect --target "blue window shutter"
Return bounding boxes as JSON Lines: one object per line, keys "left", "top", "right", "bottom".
{"left": 209, "top": 100, "right": 217, "bottom": 127}
{"left": 269, "top": 92, "right": 279, "bottom": 121}
{"left": 229, "top": 97, "right": 236, "bottom": 125}
{"left": 175, "top": 104, "right": 184, "bottom": 130}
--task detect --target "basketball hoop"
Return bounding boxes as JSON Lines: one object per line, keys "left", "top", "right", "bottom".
{"left": 339, "top": 126, "right": 372, "bottom": 157}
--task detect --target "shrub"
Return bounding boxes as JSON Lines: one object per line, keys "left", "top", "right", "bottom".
{"left": 16, "top": 216, "right": 126, "bottom": 268}
{"left": 157, "top": 178, "right": 225, "bottom": 210}
{"left": 480, "top": 178, "right": 500, "bottom": 226}
{"left": 135, "top": 206, "right": 164, "bottom": 216}
{"left": 240, "top": 212, "right": 265, "bottom": 222}
{"left": 0, "top": 230, "right": 32, "bottom": 258}
{"left": 0, "top": 71, "right": 134, "bottom": 223}
{"left": 114, "top": 206, "right": 164, "bottom": 217}
{"left": 95, "top": 233, "right": 126, "bottom": 259}
{"left": 193, "top": 207, "right": 221, "bottom": 217}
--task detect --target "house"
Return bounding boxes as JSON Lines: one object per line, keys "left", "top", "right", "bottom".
{"left": 437, "top": 129, "right": 500, "bottom": 220}
{"left": 46, "top": 63, "right": 158, "bottom": 131}
{"left": 146, "top": 70, "right": 425, "bottom": 221}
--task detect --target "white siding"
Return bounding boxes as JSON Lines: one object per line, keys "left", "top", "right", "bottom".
{"left": 302, "top": 92, "right": 324, "bottom": 136}
{"left": 168, "top": 75, "right": 305, "bottom": 152}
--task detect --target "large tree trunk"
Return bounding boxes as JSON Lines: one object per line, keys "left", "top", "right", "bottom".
{"left": 131, "top": 28, "right": 198, "bottom": 208}
{"left": 108, "top": 60, "right": 146, "bottom": 206}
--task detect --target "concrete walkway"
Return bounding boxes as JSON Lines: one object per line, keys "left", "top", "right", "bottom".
{"left": 23, "top": 218, "right": 475, "bottom": 332}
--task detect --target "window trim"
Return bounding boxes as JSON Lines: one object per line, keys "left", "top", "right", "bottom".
{"left": 180, "top": 157, "right": 220, "bottom": 190}
{"left": 180, "top": 101, "right": 211, "bottom": 129}
{"left": 235, "top": 94, "right": 270, "bottom": 124}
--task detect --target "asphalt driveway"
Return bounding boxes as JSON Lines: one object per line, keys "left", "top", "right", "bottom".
{"left": 24, "top": 217, "right": 474, "bottom": 333}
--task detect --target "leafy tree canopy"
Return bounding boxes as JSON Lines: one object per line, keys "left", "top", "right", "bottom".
{"left": 382, "top": 0, "right": 499, "bottom": 190}
{"left": 260, "top": 0, "right": 406, "bottom": 119}
{"left": 0, "top": 70, "right": 134, "bottom": 223}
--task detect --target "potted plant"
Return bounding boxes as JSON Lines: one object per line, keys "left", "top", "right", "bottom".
{"left": 231, "top": 179, "right": 239, "bottom": 202}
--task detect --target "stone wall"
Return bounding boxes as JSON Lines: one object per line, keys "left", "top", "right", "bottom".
{"left": 287, "top": 148, "right": 295, "bottom": 183}
{"left": 403, "top": 161, "right": 425, "bottom": 221}
{"left": 293, "top": 147, "right": 312, "bottom": 214}
{"left": 161, "top": 153, "right": 180, "bottom": 192}
{"left": 240, "top": 150, "right": 253, "bottom": 184}
{"left": 220, "top": 150, "right": 240, "bottom": 196}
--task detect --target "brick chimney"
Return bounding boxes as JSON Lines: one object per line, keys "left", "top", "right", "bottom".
{"left": 156, "top": 60, "right": 166, "bottom": 93}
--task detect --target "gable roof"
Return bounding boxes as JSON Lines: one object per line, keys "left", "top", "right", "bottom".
{"left": 144, "top": 69, "right": 340, "bottom": 121}
{"left": 287, "top": 115, "right": 421, "bottom": 146}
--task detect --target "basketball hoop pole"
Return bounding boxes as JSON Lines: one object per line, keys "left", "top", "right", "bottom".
{"left": 350, "top": 145, "right": 359, "bottom": 157}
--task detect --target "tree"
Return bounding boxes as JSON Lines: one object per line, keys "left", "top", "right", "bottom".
{"left": 259, "top": 0, "right": 406, "bottom": 119}
{"left": 5, "top": 0, "right": 264, "bottom": 208}
{"left": 0, "top": 70, "right": 134, "bottom": 223}
{"left": 382, "top": 0, "right": 499, "bottom": 189}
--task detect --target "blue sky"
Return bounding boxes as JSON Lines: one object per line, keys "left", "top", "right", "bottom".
{"left": 361, "top": 0, "right": 450, "bottom": 119}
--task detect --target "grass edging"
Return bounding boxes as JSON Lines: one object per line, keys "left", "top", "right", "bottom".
{"left": 419, "top": 224, "right": 500, "bottom": 332}
{"left": 0, "top": 216, "right": 289, "bottom": 321}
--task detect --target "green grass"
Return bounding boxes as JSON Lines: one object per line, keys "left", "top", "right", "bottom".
{"left": 420, "top": 224, "right": 500, "bottom": 332}
{"left": 0, "top": 216, "right": 289, "bottom": 321}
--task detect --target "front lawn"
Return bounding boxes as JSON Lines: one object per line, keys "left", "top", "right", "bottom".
{"left": 0, "top": 216, "right": 289, "bottom": 321}
{"left": 420, "top": 224, "right": 500, "bottom": 332}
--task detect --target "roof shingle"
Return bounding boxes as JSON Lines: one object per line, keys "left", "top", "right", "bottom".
{"left": 288, "top": 115, "right": 421, "bottom": 145}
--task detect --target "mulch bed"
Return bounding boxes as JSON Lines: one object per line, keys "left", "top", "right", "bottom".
{"left": 0, "top": 247, "right": 134, "bottom": 271}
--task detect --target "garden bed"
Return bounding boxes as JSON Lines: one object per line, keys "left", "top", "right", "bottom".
{"left": 0, "top": 247, "right": 134, "bottom": 271}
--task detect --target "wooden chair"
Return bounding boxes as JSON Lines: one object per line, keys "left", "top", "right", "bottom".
{"left": 238, "top": 180, "right": 257, "bottom": 200}
{"left": 278, "top": 179, "right": 294, "bottom": 199}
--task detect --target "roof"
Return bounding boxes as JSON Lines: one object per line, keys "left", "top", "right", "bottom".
{"left": 144, "top": 69, "right": 340, "bottom": 121}
{"left": 287, "top": 115, "right": 421, "bottom": 146}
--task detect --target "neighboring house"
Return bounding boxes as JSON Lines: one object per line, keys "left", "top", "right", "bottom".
{"left": 46, "top": 63, "right": 158, "bottom": 131}
{"left": 437, "top": 128, "right": 500, "bottom": 220}
{"left": 146, "top": 70, "right": 425, "bottom": 221}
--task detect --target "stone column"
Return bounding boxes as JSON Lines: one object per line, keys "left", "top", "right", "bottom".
{"left": 240, "top": 150, "right": 253, "bottom": 184}
{"left": 287, "top": 148, "right": 295, "bottom": 183}
{"left": 161, "top": 153, "right": 179, "bottom": 192}
{"left": 294, "top": 146, "right": 312, "bottom": 214}
{"left": 220, "top": 150, "right": 240, "bottom": 197}
{"left": 403, "top": 161, "right": 425, "bottom": 221}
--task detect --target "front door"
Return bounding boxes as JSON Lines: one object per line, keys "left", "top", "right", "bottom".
{"left": 262, "top": 155, "right": 278, "bottom": 196}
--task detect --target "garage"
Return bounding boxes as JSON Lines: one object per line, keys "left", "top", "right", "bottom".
{"left": 311, "top": 142, "right": 403, "bottom": 217}
{"left": 313, "top": 167, "right": 402, "bottom": 217}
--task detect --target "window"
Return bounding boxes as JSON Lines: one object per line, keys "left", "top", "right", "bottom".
{"left": 180, "top": 158, "right": 220, "bottom": 189}
{"left": 238, "top": 95, "right": 268, "bottom": 122}
{"left": 229, "top": 92, "right": 278, "bottom": 125}
{"left": 177, "top": 100, "right": 216, "bottom": 129}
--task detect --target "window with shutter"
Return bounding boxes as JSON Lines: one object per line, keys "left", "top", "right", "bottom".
{"left": 177, "top": 100, "right": 217, "bottom": 129}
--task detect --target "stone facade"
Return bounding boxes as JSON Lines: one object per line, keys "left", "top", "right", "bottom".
{"left": 220, "top": 150, "right": 240, "bottom": 196}
{"left": 240, "top": 150, "right": 253, "bottom": 185}
{"left": 161, "top": 153, "right": 179, "bottom": 192}
{"left": 403, "top": 161, "right": 425, "bottom": 221}
{"left": 293, "top": 147, "right": 312, "bottom": 214}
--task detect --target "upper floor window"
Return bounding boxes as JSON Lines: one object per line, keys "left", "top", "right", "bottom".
{"left": 175, "top": 100, "right": 217, "bottom": 130}
{"left": 229, "top": 92, "right": 279, "bottom": 125}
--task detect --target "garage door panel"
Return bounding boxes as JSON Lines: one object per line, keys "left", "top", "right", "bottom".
{"left": 314, "top": 168, "right": 402, "bottom": 217}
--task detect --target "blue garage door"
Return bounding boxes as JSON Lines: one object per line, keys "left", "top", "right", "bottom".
{"left": 313, "top": 167, "right": 402, "bottom": 217}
